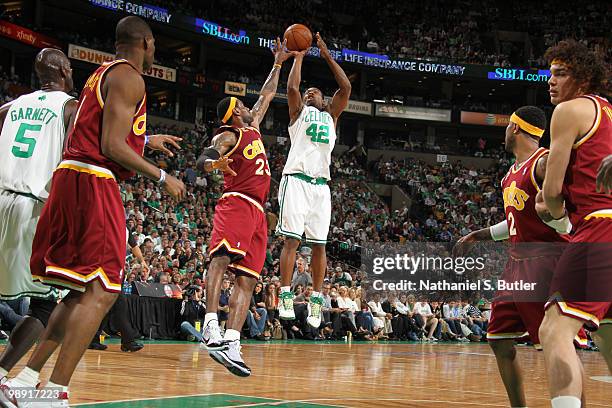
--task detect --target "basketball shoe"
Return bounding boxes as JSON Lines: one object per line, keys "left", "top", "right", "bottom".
{"left": 306, "top": 293, "right": 324, "bottom": 328}
{"left": 278, "top": 290, "right": 295, "bottom": 320}
{"left": 209, "top": 340, "right": 251, "bottom": 377}
{"left": 0, "top": 380, "right": 69, "bottom": 407}
{"left": 202, "top": 319, "right": 228, "bottom": 351}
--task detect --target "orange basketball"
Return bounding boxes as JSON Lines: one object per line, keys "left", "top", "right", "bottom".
{"left": 283, "top": 24, "right": 312, "bottom": 51}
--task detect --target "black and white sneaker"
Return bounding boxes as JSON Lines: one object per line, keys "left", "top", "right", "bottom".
{"left": 202, "top": 320, "right": 228, "bottom": 351}
{"left": 209, "top": 340, "right": 251, "bottom": 377}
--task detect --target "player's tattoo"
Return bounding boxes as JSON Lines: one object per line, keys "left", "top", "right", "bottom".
{"left": 251, "top": 66, "right": 281, "bottom": 124}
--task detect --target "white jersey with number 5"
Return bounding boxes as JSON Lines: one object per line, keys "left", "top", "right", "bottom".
{"left": 0, "top": 90, "right": 74, "bottom": 200}
{"left": 283, "top": 105, "right": 336, "bottom": 180}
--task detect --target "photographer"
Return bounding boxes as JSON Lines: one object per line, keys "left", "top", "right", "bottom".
{"left": 179, "top": 285, "right": 206, "bottom": 342}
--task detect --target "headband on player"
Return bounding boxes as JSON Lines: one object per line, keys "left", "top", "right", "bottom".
{"left": 510, "top": 112, "right": 545, "bottom": 138}
{"left": 222, "top": 97, "right": 237, "bottom": 124}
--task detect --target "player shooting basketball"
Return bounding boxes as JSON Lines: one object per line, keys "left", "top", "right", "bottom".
{"left": 276, "top": 33, "right": 351, "bottom": 329}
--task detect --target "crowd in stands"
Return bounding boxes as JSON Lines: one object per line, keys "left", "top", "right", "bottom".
{"left": 112, "top": 117, "right": 521, "bottom": 344}
{"left": 373, "top": 156, "right": 507, "bottom": 237}
{"left": 143, "top": 0, "right": 609, "bottom": 67}
{"left": 0, "top": 72, "right": 31, "bottom": 106}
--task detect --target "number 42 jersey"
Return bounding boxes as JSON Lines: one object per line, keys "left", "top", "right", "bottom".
{"left": 0, "top": 90, "right": 74, "bottom": 200}
{"left": 283, "top": 105, "right": 336, "bottom": 180}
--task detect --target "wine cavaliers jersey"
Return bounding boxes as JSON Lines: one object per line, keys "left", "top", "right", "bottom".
{"left": 562, "top": 94, "right": 612, "bottom": 227}
{"left": 501, "top": 147, "right": 567, "bottom": 244}
{"left": 63, "top": 59, "right": 147, "bottom": 180}
{"left": 217, "top": 125, "right": 271, "bottom": 206}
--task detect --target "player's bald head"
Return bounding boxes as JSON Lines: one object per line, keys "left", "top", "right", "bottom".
{"left": 115, "top": 16, "right": 152, "bottom": 45}
{"left": 34, "top": 48, "right": 70, "bottom": 84}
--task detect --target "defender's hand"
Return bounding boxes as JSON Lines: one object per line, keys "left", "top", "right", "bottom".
{"left": 272, "top": 38, "right": 294, "bottom": 64}
{"left": 211, "top": 156, "right": 237, "bottom": 176}
{"left": 453, "top": 232, "right": 479, "bottom": 257}
{"left": 163, "top": 175, "right": 186, "bottom": 201}
{"left": 147, "top": 134, "right": 182, "bottom": 157}
{"left": 535, "top": 190, "right": 553, "bottom": 222}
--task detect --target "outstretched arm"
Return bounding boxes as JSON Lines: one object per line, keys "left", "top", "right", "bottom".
{"left": 316, "top": 33, "right": 351, "bottom": 121}
{"left": 287, "top": 50, "right": 307, "bottom": 124}
{"left": 250, "top": 38, "right": 294, "bottom": 129}
{"left": 100, "top": 65, "right": 185, "bottom": 200}
{"left": 196, "top": 131, "right": 238, "bottom": 175}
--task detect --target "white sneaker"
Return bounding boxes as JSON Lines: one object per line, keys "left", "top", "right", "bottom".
{"left": 202, "top": 320, "right": 228, "bottom": 351}
{"left": 209, "top": 340, "right": 251, "bottom": 377}
{"left": 306, "top": 295, "right": 324, "bottom": 328}
{"left": 0, "top": 377, "right": 30, "bottom": 408}
{"left": 278, "top": 291, "right": 295, "bottom": 320}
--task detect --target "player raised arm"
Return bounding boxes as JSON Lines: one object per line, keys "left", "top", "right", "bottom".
{"left": 250, "top": 38, "right": 294, "bottom": 129}
{"left": 100, "top": 64, "right": 185, "bottom": 200}
{"left": 287, "top": 48, "right": 307, "bottom": 124}
{"left": 316, "top": 32, "right": 351, "bottom": 122}
{"left": 196, "top": 131, "right": 238, "bottom": 176}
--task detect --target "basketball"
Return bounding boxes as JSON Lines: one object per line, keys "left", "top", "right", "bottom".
{"left": 283, "top": 24, "right": 312, "bottom": 51}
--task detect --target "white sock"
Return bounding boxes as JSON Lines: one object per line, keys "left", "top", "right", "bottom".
{"left": 281, "top": 286, "right": 291, "bottom": 293}
{"left": 46, "top": 381, "right": 68, "bottom": 396}
{"left": 311, "top": 291, "right": 320, "bottom": 298}
{"left": 15, "top": 367, "right": 39, "bottom": 387}
{"left": 224, "top": 329, "right": 240, "bottom": 342}
{"left": 204, "top": 313, "right": 218, "bottom": 327}
{"left": 551, "top": 396, "right": 581, "bottom": 408}
{"left": 0, "top": 367, "right": 7, "bottom": 377}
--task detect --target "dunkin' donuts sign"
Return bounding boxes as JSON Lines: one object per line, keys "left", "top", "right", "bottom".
{"left": 68, "top": 44, "right": 176, "bottom": 83}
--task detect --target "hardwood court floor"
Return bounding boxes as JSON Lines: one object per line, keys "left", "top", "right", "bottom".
{"left": 2, "top": 340, "right": 610, "bottom": 407}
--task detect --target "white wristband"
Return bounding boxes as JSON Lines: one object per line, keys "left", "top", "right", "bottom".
{"left": 544, "top": 212, "right": 572, "bottom": 234}
{"left": 157, "top": 169, "right": 167, "bottom": 186}
{"left": 489, "top": 220, "right": 510, "bottom": 241}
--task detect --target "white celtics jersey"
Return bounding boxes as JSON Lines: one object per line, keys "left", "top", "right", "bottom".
{"left": 0, "top": 90, "right": 73, "bottom": 200}
{"left": 283, "top": 105, "right": 336, "bottom": 180}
